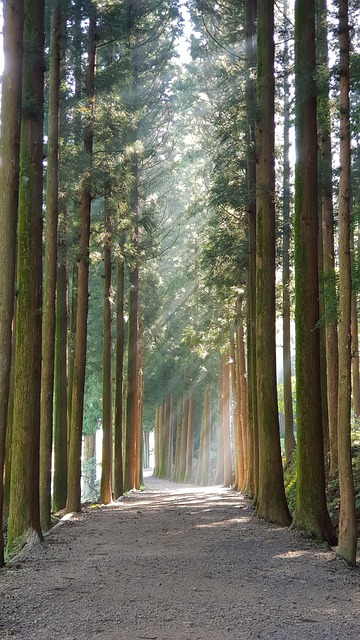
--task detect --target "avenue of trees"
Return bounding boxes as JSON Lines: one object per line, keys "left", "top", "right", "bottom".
{"left": 0, "top": 0, "right": 360, "bottom": 568}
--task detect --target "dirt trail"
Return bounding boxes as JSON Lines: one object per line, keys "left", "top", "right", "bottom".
{"left": 0, "top": 474, "right": 359, "bottom": 640}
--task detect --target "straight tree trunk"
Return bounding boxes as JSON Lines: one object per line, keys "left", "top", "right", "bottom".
{"left": 113, "top": 232, "right": 125, "bottom": 497}
{"left": 337, "top": 0, "right": 357, "bottom": 565}
{"left": 167, "top": 396, "right": 174, "bottom": 479}
{"left": 237, "top": 304, "right": 248, "bottom": 491}
{"left": 351, "top": 231, "right": 360, "bottom": 420}
{"left": 318, "top": 226, "right": 330, "bottom": 462}
{"left": 66, "top": 8, "right": 96, "bottom": 513}
{"left": 40, "top": 1, "right": 62, "bottom": 532}
{"left": 256, "top": 0, "right": 291, "bottom": 526}
{"left": 160, "top": 397, "right": 170, "bottom": 479}
{"left": 53, "top": 242, "right": 68, "bottom": 512}
{"left": 67, "top": 2, "right": 82, "bottom": 435}
{"left": 236, "top": 328, "right": 245, "bottom": 491}
{"left": 196, "top": 396, "right": 206, "bottom": 485}
{"left": 173, "top": 401, "right": 182, "bottom": 481}
{"left": 82, "top": 432, "right": 96, "bottom": 501}
{"left": 100, "top": 196, "right": 113, "bottom": 505}
{"left": 135, "top": 353, "right": 143, "bottom": 488}
{"left": 0, "top": 0, "right": 24, "bottom": 566}
{"left": 245, "top": 0, "right": 258, "bottom": 500}
{"left": 223, "top": 357, "right": 233, "bottom": 487}
{"left": 67, "top": 265, "right": 77, "bottom": 441}
{"left": 3, "top": 339, "right": 15, "bottom": 525}
{"left": 157, "top": 402, "right": 164, "bottom": 478}
{"left": 292, "top": 0, "right": 336, "bottom": 544}
{"left": 124, "top": 0, "right": 141, "bottom": 492}
{"left": 282, "top": 0, "right": 296, "bottom": 463}
{"left": 196, "top": 390, "right": 211, "bottom": 485}
{"left": 351, "top": 295, "right": 360, "bottom": 418}
{"left": 53, "top": 7, "right": 69, "bottom": 512}
{"left": 7, "top": 0, "right": 45, "bottom": 556}
{"left": 229, "top": 331, "right": 242, "bottom": 489}
{"left": 153, "top": 407, "right": 159, "bottom": 477}
{"left": 185, "top": 397, "right": 195, "bottom": 483}
{"left": 216, "top": 359, "right": 225, "bottom": 485}
{"left": 143, "top": 431, "right": 149, "bottom": 469}
{"left": 178, "top": 398, "right": 189, "bottom": 483}
{"left": 124, "top": 252, "right": 140, "bottom": 491}
{"left": 317, "top": 0, "right": 338, "bottom": 474}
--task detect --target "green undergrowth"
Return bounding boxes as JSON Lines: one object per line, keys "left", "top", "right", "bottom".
{"left": 284, "top": 452, "right": 297, "bottom": 515}
{"left": 284, "top": 448, "right": 360, "bottom": 534}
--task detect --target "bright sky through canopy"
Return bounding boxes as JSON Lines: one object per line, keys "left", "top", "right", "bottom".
{"left": 176, "top": 0, "right": 192, "bottom": 64}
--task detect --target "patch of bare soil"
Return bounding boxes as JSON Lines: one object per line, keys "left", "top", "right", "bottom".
{"left": 1, "top": 474, "right": 359, "bottom": 640}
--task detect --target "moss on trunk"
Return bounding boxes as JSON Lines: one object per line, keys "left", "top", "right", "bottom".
{"left": 256, "top": 0, "right": 291, "bottom": 527}
{"left": 0, "top": 0, "right": 24, "bottom": 566}
{"left": 7, "top": 0, "right": 45, "bottom": 557}
{"left": 292, "top": 0, "right": 336, "bottom": 544}
{"left": 337, "top": 0, "right": 357, "bottom": 565}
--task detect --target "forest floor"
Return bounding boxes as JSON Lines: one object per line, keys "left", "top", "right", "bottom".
{"left": 1, "top": 474, "right": 360, "bottom": 640}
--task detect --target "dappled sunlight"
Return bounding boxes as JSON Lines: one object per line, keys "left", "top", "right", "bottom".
{"left": 274, "top": 549, "right": 312, "bottom": 560}
{"left": 196, "top": 516, "right": 252, "bottom": 528}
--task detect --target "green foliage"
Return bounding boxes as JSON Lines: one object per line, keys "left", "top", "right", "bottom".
{"left": 284, "top": 452, "right": 297, "bottom": 515}
{"left": 201, "top": 217, "right": 248, "bottom": 299}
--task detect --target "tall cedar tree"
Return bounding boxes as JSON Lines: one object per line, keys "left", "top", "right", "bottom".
{"left": 124, "top": 0, "right": 141, "bottom": 492}
{"left": 178, "top": 397, "right": 189, "bottom": 482}
{"left": 66, "top": 5, "right": 96, "bottom": 513}
{"left": 100, "top": 194, "right": 113, "bottom": 504}
{"left": 53, "top": 5, "right": 69, "bottom": 511}
{"left": 337, "top": 0, "right": 357, "bottom": 565}
{"left": 167, "top": 397, "right": 174, "bottom": 479}
{"left": 174, "top": 402, "right": 183, "bottom": 481}
{"left": 216, "top": 359, "right": 225, "bottom": 484}
{"left": 292, "top": 0, "right": 336, "bottom": 544}
{"left": 282, "top": 0, "right": 296, "bottom": 463}
{"left": 40, "top": 1, "right": 62, "bottom": 532}
{"left": 159, "top": 397, "right": 169, "bottom": 478}
{"left": 237, "top": 312, "right": 248, "bottom": 489}
{"left": 230, "top": 331, "right": 242, "bottom": 488}
{"left": 67, "top": 1, "right": 82, "bottom": 433}
{"left": 113, "top": 231, "right": 125, "bottom": 498}
{"left": 255, "top": 0, "right": 291, "bottom": 526}
{"left": 351, "top": 240, "right": 360, "bottom": 418}
{"left": 245, "top": 0, "right": 258, "bottom": 498}
{"left": 317, "top": 0, "right": 339, "bottom": 474}
{"left": 196, "top": 390, "right": 211, "bottom": 485}
{"left": 53, "top": 219, "right": 68, "bottom": 511}
{"left": 0, "top": 0, "right": 24, "bottom": 566}
{"left": 186, "top": 397, "right": 195, "bottom": 482}
{"left": 7, "top": 0, "right": 45, "bottom": 555}
{"left": 222, "top": 358, "right": 233, "bottom": 487}
{"left": 124, "top": 188, "right": 140, "bottom": 491}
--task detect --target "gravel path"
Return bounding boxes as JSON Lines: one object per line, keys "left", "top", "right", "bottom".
{"left": 0, "top": 474, "right": 359, "bottom": 639}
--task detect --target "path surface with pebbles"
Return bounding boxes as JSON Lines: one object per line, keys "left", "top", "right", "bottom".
{"left": 1, "top": 474, "right": 359, "bottom": 639}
